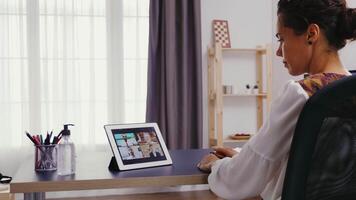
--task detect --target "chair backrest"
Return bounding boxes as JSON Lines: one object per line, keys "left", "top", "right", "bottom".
{"left": 282, "top": 75, "right": 356, "bottom": 200}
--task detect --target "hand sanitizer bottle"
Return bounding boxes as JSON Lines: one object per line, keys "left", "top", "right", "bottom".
{"left": 57, "top": 124, "right": 76, "bottom": 176}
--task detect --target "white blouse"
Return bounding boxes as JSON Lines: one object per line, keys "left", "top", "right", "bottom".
{"left": 208, "top": 80, "right": 310, "bottom": 200}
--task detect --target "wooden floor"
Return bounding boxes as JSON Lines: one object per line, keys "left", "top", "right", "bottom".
{"left": 49, "top": 190, "right": 222, "bottom": 200}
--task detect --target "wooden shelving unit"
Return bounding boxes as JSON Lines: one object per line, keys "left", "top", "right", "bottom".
{"left": 208, "top": 43, "right": 272, "bottom": 147}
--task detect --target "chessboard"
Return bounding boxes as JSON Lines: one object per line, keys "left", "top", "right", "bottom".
{"left": 212, "top": 19, "right": 231, "bottom": 48}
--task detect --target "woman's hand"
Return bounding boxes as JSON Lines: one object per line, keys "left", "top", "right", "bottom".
{"left": 212, "top": 146, "right": 238, "bottom": 158}
{"left": 197, "top": 146, "right": 239, "bottom": 172}
{"left": 197, "top": 154, "right": 220, "bottom": 173}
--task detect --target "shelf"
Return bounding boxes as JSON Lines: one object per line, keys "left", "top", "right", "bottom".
{"left": 222, "top": 47, "right": 266, "bottom": 53}
{"left": 223, "top": 93, "right": 267, "bottom": 97}
{"left": 209, "top": 138, "right": 249, "bottom": 146}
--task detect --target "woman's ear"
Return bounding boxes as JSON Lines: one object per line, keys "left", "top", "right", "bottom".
{"left": 306, "top": 23, "right": 320, "bottom": 45}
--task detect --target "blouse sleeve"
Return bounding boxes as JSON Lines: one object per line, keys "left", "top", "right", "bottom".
{"left": 208, "top": 80, "right": 309, "bottom": 200}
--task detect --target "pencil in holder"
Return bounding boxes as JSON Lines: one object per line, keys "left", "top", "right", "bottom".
{"left": 34, "top": 144, "right": 57, "bottom": 172}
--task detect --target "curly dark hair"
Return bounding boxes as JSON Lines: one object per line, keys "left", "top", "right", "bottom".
{"left": 278, "top": 0, "right": 356, "bottom": 50}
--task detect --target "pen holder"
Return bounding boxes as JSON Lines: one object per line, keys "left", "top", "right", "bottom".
{"left": 34, "top": 144, "right": 57, "bottom": 172}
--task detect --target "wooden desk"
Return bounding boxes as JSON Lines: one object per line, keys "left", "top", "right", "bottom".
{"left": 10, "top": 149, "right": 210, "bottom": 200}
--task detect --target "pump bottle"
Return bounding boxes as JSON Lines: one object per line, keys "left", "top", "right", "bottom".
{"left": 57, "top": 124, "right": 76, "bottom": 175}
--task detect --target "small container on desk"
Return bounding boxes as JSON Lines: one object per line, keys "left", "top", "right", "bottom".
{"left": 223, "top": 85, "right": 233, "bottom": 95}
{"left": 34, "top": 144, "right": 57, "bottom": 172}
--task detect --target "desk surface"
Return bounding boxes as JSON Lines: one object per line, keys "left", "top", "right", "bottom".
{"left": 10, "top": 149, "right": 210, "bottom": 193}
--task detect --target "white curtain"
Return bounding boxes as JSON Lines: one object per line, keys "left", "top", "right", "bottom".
{"left": 0, "top": 0, "right": 149, "bottom": 149}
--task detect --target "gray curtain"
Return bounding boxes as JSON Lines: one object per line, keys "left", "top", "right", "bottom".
{"left": 146, "top": 0, "right": 202, "bottom": 149}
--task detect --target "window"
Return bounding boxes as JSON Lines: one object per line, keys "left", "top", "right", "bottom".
{"left": 0, "top": 0, "right": 149, "bottom": 148}
{"left": 123, "top": 0, "right": 149, "bottom": 122}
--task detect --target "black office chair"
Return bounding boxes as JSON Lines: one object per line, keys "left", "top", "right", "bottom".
{"left": 281, "top": 75, "right": 356, "bottom": 200}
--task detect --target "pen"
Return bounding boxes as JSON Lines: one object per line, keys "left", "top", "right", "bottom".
{"left": 36, "top": 135, "right": 41, "bottom": 145}
{"left": 48, "top": 131, "right": 53, "bottom": 144}
{"left": 26, "top": 132, "right": 38, "bottom": 145}
{"left": 52, "top": 136, "right": 57, "bottom": 144}
{"left": 33, "top": 135, "right": 41, "bottom": 145}
{"left": 56, "top": 136, "right": 62, "bottom": 144}
{"left": 51, "top": 130, "right": 64, "bottom": 144}
{"left": 44, "top": 132, "right": 49, "bottom": 145}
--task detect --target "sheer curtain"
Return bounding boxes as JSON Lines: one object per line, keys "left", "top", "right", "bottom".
{"left": 0, "top": 0, "right": 149, "bottom": 149}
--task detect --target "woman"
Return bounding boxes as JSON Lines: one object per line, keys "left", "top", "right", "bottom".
{"left": 198, "top": 0, "right": 356, "bottom": 199}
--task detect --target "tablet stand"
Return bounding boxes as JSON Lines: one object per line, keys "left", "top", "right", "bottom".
{"left": 108, "top": 156, "right": 120, "bottom": 171}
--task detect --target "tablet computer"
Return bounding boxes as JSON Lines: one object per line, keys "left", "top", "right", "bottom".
{"left": 104, "top": 123, "right": 172, "bottom": 170}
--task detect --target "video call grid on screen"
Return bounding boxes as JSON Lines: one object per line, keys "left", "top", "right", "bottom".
{"left": 112, "top": 127, "right": 167, "bottom": 165}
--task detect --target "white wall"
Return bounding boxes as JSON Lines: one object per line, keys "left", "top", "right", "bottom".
{"left": 201, "top": 0, "right": 274, "bottom": 147}
{"left": 341, "top": 0, "right": 356, "bottom": 70}
{"left": 340, "top": 42, "right": 356, "bottom": 69}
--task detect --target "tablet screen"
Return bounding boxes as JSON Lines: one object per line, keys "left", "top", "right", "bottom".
{"left": 112, "top": 127, "right": 167, "bottom": 165}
